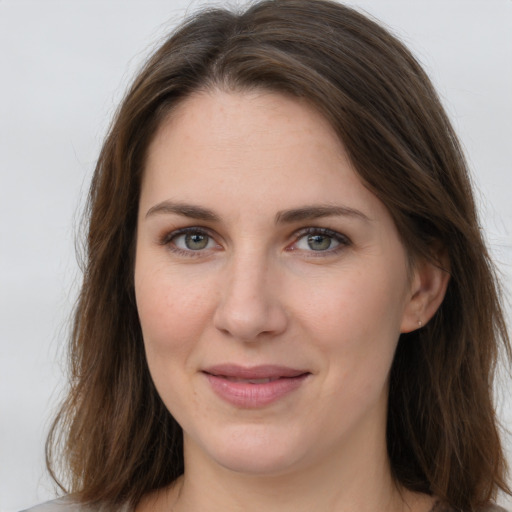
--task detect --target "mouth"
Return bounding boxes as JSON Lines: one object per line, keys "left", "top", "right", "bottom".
{"left": 220, "top": 376, "right": 283, "bottom": 384}
{"left": 202, "top": 364, "right": 310, "bottom": 408}
{"left": 203, "top": 364, "right": 310, "bottom": 382}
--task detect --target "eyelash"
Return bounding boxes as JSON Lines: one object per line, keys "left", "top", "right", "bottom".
{"left": 289, "top": 227, "right": 351, "bottom": 256}
{"left": 160, "top": 227, "right": 220, "bottom": 258}
{"left": 160, "top": 226, "right": 351, "bottom": 257}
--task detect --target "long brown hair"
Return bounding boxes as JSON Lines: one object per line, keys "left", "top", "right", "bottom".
{"left": 46, "top": 1, "right": 511, "bottom": 510}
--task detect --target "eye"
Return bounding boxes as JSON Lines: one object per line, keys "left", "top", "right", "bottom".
{"left": 163, "top": 227, "right": 220, "bottom": 255}
{"left": 175, "top": 231, "right": 212, "bottom": 250}
{"left": 298, "top": 233, "right": 338, "bottom": 251}
{"left": 292, "top": 228, "right": 350, "bottom": 254}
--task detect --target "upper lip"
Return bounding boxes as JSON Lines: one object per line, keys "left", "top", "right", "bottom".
{"left": 202, "top": 364, "right": 309, "bottom": 379}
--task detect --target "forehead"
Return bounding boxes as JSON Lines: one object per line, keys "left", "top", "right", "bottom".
{"left": 140, "top": 89, "right": 386, "bottom": 223}
{"left": 147, "top": 88, "right": 343, "bottom": 167}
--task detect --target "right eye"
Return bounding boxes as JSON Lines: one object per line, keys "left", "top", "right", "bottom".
{"left": 163, "top": 227, "right": 220, "bottom": 256}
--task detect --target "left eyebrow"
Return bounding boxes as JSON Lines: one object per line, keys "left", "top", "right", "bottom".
{"left": 275, "top": 205, "right": 372, "bottom": 224}
{"left": 145, "top": 200, "right": 220, "bottom": 222}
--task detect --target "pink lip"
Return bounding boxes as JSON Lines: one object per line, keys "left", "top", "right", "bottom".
{"left": 202, "top": 364, "right": 310, "bottom": 408}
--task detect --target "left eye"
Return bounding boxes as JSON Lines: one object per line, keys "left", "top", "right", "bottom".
{"left": 293, "top": 229, "right": 348, "bottom": 252}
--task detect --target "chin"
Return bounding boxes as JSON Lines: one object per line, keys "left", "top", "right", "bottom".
{"left": 188, "top": 423, "right": 308, "bottom": 476}
{"left": 214, "top": 449, "right": 302, "bottom": 477}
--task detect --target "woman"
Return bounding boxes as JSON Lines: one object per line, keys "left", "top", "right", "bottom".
{"left": 24, "top": 0, "right": 510, "bottom": 511}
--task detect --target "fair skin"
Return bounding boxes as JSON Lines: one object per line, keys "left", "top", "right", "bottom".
{"left": 134, "top": 90, "right": 448, "bottom": 512}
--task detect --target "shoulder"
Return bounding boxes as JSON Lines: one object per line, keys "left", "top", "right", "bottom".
{"left": 476, "top": 506, "right": 509, "bottom": 512}
{"left": 19, "top": 497, "right": 132, "bottom": 512}
{"left": 19, "top": 497, "right": 83, "bottom": 512}
{"left": 433, "top": 502, "right": 509, "bottom": 512}
{"left": 476, "top": 505, "right": 509, "bottom": 512}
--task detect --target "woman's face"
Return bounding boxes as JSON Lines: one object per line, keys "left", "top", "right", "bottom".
{"left": 135, "top": 90, "right": 421, "bottom": 476}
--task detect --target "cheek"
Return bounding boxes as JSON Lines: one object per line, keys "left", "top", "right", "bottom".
{"left": 134, "top": 260, "right": 214, "bottom": 418}
{"left": 288, "top": 263, "right": 407, "bottom": 396}
{"left": 291, "top": 265, "right": 406, "bottom": 342}
{"left": 134, "top": 259, "right": 214, "bottom": 360}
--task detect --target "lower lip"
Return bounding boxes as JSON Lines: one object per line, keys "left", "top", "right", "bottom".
{"left": 204, "top": 373, "right": 309, "bottom": 408}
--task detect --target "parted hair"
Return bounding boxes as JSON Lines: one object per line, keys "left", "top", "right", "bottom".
{"left": 46, "top": 1, "right": 511, "bottom": 510}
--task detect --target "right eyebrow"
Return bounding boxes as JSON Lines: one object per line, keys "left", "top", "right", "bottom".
{"left": 145, "top": 200, "right": 220, "bottom": 222}
{"left": 275, "top": 204, "right": 371, "bottom": 224}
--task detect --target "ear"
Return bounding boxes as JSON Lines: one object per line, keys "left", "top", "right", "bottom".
{"left": 400, "top": 252, "right": 450, "bottom": 333}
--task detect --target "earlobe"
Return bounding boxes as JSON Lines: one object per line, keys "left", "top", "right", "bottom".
{"left": 400, "top": 255, "right": 450, "bottom": 333}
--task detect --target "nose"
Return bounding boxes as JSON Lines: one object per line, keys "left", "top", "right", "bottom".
{"left": 213, "top": 252, "right": 288, "bottom": 341}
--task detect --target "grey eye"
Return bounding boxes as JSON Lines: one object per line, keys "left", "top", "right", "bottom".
{"left": 185, "top": 233, "right": 209, "bottom": 250}
{"left": 306, "top": 234, "right": 334, "bottom": 251}
{"left": 293, "top": 229, "right": 347, "bottom": 253}
{"left": 173, "top": 231, "right": 214, "bottom": 251}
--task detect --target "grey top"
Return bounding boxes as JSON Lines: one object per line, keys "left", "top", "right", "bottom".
{"left": 19, "top": 497, "right": 131, "bottom": 512}
{"left": 20, "top": 497, "right": 509, "bottom": 512}
{"left": 433, "top": 504, "right": 508, "bottom": 512}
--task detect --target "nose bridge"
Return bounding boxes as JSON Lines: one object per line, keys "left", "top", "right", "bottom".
{"left": 213, "top": 245, "right": 287, "bottom": 340}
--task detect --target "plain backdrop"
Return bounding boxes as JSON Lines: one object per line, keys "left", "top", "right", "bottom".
{"left": 1, "top": 1, "right": 511, "bottom": 510}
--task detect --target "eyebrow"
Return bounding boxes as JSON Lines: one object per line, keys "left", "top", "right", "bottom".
{"left": 275, "top": 205, "right": 371, "bottom": 224}
{"left": 145, "top": 201, "right": 220, "bottom": 221}
{"left": 145, "top": 201, "right": 370, "bottom": 223}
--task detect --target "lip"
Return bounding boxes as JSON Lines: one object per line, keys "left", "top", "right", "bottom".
{"left": 202, "top": 364, "right": 310, "bottom": 408}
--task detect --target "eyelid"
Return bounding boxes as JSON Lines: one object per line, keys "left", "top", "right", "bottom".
{"left": 287, "top": 227, "right": 352, "bottom": 254}
{"left": 160, "top": 226, "right": 222, "bottom": 256}
{"left": 160, "top": 226, "right": 210, "bottom": 244}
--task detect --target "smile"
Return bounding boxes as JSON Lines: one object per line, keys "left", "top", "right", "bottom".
{"left": 202, "top": 365, "right": 310, "bottom": 408}
{"left": 223, "top": 377, "right": 280, "bottom": 384}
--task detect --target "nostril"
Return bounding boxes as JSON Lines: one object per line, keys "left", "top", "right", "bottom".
{"left": 213, "top": 301, "right": 287, "bottom": 341}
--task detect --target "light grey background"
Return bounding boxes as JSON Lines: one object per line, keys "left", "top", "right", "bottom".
{"left": 1, "top": 1, "right": 511, "bottom": 511}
